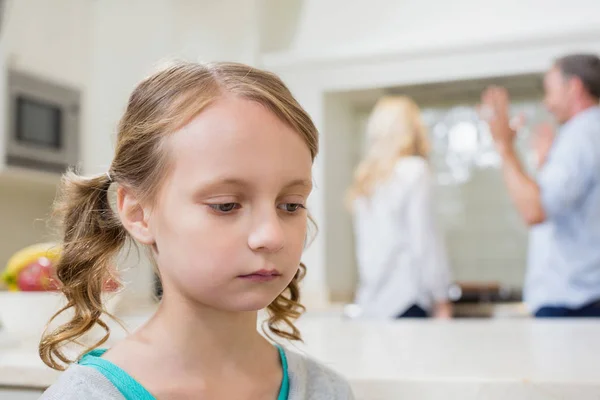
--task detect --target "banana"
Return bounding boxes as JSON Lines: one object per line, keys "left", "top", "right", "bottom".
{"left": 1, "top": 242, "right": 62, "bottom": 289}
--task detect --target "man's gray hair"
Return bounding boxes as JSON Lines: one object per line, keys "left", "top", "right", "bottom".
{"left": 555, "top": 53, "right": 600, "bottom": 99}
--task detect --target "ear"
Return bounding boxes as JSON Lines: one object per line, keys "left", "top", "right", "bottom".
{"left": 116, "top": 186, "right": 155, "bottom": 245}
{"left": 569, "top": 76, "right": 586, "bottom": 97}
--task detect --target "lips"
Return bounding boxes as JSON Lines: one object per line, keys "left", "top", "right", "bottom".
{"left": 238, "top": 269, "right": 281, "bottom": 282}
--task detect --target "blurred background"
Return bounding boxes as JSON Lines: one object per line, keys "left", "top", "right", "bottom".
{"left": 1, "top": 0, "right": 600, "bottom": 317}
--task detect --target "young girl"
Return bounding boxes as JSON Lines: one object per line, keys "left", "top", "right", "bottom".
{"left": 40, "top": 61, "right": 354, "bottom": 399}
{"left": 347, "top": 96, "right": 452, "bottom": 320}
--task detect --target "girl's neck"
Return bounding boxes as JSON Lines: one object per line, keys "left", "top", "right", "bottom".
{"left": 102, "top": 291, "right": 284, "bottom": 399}
{"left": 132, "top": 291, "right": 272, "bottom": 372}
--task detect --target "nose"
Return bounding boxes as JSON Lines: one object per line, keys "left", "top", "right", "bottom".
{"left": 247, "top": 208, "right": 285, "bottom": 253}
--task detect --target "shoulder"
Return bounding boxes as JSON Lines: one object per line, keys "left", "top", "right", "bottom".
{"left": 564, "top": 107, "right": 600, "bottom": 133}
{"left": 284, "top": 347, "right": 355, "bottom": 400}
{"left": 550, "top": 112, "right": 600, "bottom": 171}
{"left": 393, "top": 156, "right": 430, "bottom": 181}
{"left": 40, "top": 364, "right": 124, "bottom": 400}
{"left": 393, "top": 157, "right": 433, "bottom": 195}
{"left": 560, "top": 108, "right": 600, "bottom": 149}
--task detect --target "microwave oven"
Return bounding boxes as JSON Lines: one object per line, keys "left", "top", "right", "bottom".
{"left": 5, "top": 69, "right": 80, "bottom": 173}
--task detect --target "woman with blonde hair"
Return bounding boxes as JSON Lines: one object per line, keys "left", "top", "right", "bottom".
{"left": 348, "top": 96, "right": 452, "bottom": 319}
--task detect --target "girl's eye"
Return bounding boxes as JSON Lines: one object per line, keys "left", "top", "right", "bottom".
{"left": 278, "top": 203, "right": 306, "bottom": 213}
{"left": 209, "top": 203, "right": 241, "bottom": 213}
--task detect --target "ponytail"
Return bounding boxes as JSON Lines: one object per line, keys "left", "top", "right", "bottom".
{"left": 40, "top": 170, "right": 127, "bottom": 370}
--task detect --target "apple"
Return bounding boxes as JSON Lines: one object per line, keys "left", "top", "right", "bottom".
{"left": 16, "top": 257, "right": 59, "bottom": 291}
{"left": 14, "top": 257, "right": 120, "bottom": 292}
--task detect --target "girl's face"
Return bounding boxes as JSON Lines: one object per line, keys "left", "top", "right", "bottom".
{"left": 142, "top": 95, "right": 312, "bottom": 311}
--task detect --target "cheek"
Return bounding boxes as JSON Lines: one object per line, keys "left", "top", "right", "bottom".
{"left": 152, "top": 204, "right": 241, "bottom": 278}
{"left": 284, "top": 217, "right": 308, "bottom": 262}
{"left": 154, "top": 216, "right": 245, "bottom": 303}
{"left": 544, "top": 90, "right": 561, "bottom": 110}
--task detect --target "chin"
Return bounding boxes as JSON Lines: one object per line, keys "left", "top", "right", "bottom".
{"left": 228, "top": 291, "right": 282, "bottom": 312}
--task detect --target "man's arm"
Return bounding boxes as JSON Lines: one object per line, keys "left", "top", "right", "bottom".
{"left": 481, "top": 86, "right": 546, "bottom": 226}
{"left": 498, "top": 146, "right": 546, "bottom": 226}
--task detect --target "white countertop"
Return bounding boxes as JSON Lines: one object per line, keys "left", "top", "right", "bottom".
{"left": 297, "top": 318, "right": 600, "bottom": 399}
{"left": 2, "top": 315, "right": 600, "bottom": 399}
{"left": 0, "top": 333, "right": 61, "bottom": 389}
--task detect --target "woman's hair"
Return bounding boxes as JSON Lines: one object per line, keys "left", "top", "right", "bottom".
{"left": 40, "top": 61, "right": 319, "bottom": 370}
{"left": 346, "top": 96, "right": 429, "bottom": 204}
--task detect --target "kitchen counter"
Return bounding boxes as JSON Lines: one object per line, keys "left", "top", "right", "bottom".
{"left": 302, "top": 318, "right": 600, "bottom": 398}
{"left": 1, "top": 314, "right": 600, "bottom": 399}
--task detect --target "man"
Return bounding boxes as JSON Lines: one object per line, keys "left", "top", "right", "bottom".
{"left": 481, "top": 54, "right": 600, "bottom": 317}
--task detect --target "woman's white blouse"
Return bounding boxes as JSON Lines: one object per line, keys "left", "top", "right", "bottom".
{"left": 352, "top": 156, "right": 452, "bottom": 318}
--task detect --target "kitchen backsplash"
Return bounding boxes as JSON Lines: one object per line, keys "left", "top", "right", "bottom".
{"left": 0, "top": 178, "right": 58, "bottom": 277}
{"left": 423, "top": 101, "right": 552, "bottom": 287}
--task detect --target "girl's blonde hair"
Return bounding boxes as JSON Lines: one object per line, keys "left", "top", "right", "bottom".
{"left": 346, "top": 96, "right": 429, "bottom": 204}
{"left": 40, "top": 61, "right": 318, "bottom": 370}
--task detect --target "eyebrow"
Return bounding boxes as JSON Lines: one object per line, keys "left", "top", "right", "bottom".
{"left": 282, "top": 179, "right": 313, "bottom": 190}
{"left": 193, "top": 178, "right": 313, "bottom": 194}
{"left": 202, "top": 178, "right": 251, "bottom": 188}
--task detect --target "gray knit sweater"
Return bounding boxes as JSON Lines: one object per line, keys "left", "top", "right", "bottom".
{"left": 40, "top": 347, "right": 354, "bottom": 399}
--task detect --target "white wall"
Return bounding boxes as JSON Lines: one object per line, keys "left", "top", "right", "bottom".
{"left": 83, "top": 0, "right": 260, "bottom": 175}
{"left": 257, "top": 0, "right": 303, "bottom": 54}
{"left": 0, "top": 176, "right": 57, "bottom": 273}
{"left": 1, "top": 0, "right": 91, "bottom": 88}
{"left": 322, "top": 94, "right": 359, "bottom": 301}
{"left": 265, "top": 0, "right": 600, "bottom": 61}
